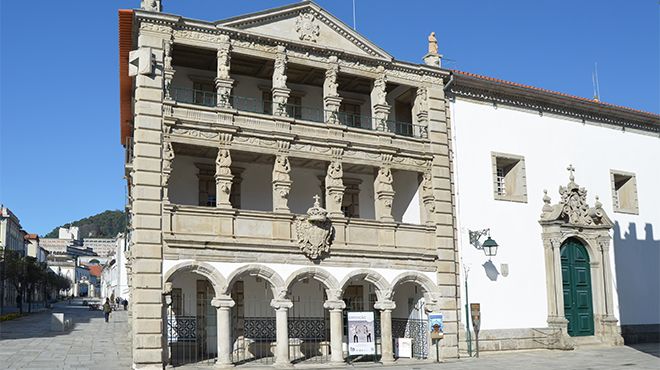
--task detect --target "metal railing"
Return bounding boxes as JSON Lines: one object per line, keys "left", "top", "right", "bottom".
{"left": 169, "top": 87, "right": 425, "bottom": 138}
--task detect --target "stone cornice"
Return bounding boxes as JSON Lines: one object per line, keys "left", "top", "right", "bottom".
{"left": 133, "top": 12, "right": 448, "bottom": 85}
{"left": 449, "top": 74, "right": 660, "bottom": 135}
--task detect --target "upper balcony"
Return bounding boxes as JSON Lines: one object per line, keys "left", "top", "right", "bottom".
{"left": 163, "top": 45, "right": 430, "bottom": 140}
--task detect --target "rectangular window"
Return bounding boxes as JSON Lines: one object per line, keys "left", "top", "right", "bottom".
{"left": 492, "top": 152, "right": 527, "bottom": 203}
{"left": 339, "top": 102, "right": 362, "bottom": 128}
{"left": 192, "top": 82, "right": 215, "bottom": 107}
{"left": 611, "top": 170, "right": 639, "bottom": 214}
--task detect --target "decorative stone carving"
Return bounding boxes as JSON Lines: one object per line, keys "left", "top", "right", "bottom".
{"left": 295, "top": 12, "right": 320, "bottom": 43}
{"left": 420, "top": 171, "right": 435, "bottom": 224}
{"left": 414, "top": 87, "right": 429, "bottom": 138}
{"left": 372, "top": 68, "right": 390, "bottom": 131}
{"left": 273, "top": 50, "right": 288, "bottom": 90}
{"left": 140, "top": 0, "right": 161, "bottom": 12}
{"left": 323, "top": 61, "right": 342, "bottom": 125}
{"left": 215, "top": 149, "right": 233, "bottom": 207}
{"left": 540, "top": 165, "right": 613, "bottom": 227}
{"left": 428, "top": 32, "right": 438, "bottom": 55}
{"left": 215, "top": 43, "right": 233, "bottom": 108}
{"left": 162, "top": 141, "right": 174, "bottom": 172}
{"left": 295, "top": 195, "right": 334, "bottom": 260}
{"left": 325, "top": 161, "right": 345, "bottom": 218}
{"left": 324, "top": 64, "right": 339, "bottom": 98}
{"left": 373, "top": 71, "right": 388, "bottom": 106}
{"left": 163, "top": 40, "right": 174, "bottom": 99}
{"left": 272, "top": 155, "right": 292, "bottom": 213}
{"left": 375, "top": 167, "right": 395, "bottom": 222}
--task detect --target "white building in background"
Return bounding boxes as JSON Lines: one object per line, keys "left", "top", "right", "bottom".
{"left": 448, "top": 71, "right": 660, "bottom": 349}
{"left": 58, "top": 226, "right": 80, "bottom": 240}
{"left": 101, "top": 234, "right": 130, "bottom": 301}
{"left": 83, "top": 238, "right": 118, "bottom": 258}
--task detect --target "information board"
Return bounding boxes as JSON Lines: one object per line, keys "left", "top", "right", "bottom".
{"left": 429, "top": 313, "right": 444, "bottom": 339}
{"left": 347, "top": 311, "right": 376, "bottom": 355}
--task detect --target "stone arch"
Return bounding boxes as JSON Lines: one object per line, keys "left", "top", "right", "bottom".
{"left": 284, "top": 267, "right": 341, "bottom": 299}
{"left": 559, "top": 233, "right": 598, "bottom": 263}
{"left": 224, "top": 264, "right": 286, "bottom": 298}
{"left": 339, "top": 269, "right": 392, "bottom": 301}
{"left": 164, "top": 260, "right": 227, "bottom": 297}
{"left": 391, "top": 271, "right": 439, "bottom": 297}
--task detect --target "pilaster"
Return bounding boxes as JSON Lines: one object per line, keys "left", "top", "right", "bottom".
{"left": 272, "top": 46, "right": 290, "bottom": 117}
{"left": 272, "top": 153, "right": 292, "bottom": 213}
{"left": 323, "top": 57, "right": 342, "bottom": 124}
{"left": 215, "top": 39, "right": 233, "bottom": 108}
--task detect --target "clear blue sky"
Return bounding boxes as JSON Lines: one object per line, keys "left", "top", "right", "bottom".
{"left": 1, "top": 1, "right": 658, "bottom": 235}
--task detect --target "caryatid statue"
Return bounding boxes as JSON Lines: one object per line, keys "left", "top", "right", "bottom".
{"left": 215, "top": 149, "right": 232, "bottom": 177}
{"left": 272, "top": 155, "right": 291, "bottom": 183}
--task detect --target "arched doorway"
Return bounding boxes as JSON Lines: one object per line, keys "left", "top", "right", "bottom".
{"left": 561, "top": 238, "right": 594, "bottom": 337}
{"left": 165, "top": 266, "right": 221, "bottom": 367}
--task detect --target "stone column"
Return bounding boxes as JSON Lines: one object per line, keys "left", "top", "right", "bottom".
{"left": 215, "top": 39, "right": 234, "bottom": 108}
{"left": 215, "top": 149, "right": 233, "bottom": 208}
{"left": 272, "top": 47, "right": 290, "bottom": 117}
{"left": 374, "top": 300, "right": 395, "bottom": 364}
{"left": 211, "top": 295, "right": 235, "bottom": 369}
{"left": 371, "top": 67, "right": 390, "bottom": 131}
{"left": 271, "top": 299, "right": 293, "bottom": 368}
{"left": 323, "top": 57, "right": 342, "bottom": 124}
{"left": 272, "top": 154, "right": 292, "bottom": 213}
{"left": 325, "top": 160, "right": 345, "bottom": 218}
{"left": 323, "top": 299, "right": 346, "bottom": 364}
{"left": 374, "top": 166, "right": 395, "bottom": 222}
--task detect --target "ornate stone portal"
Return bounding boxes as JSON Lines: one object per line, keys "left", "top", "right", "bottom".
{"left": 539, "top": 165, "right": 623, "bottom": 348}
{"left": 295, "top": 195, "right": 334, "bottom": 260}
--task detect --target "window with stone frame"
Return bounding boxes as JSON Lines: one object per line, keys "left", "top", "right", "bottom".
{"left": 338, "top": 101, "right": 363, "bottom": 128}
{"left": 262, "top": 91, "right": 302, "bottom": 118}
{"left": 491, "top": 152, "right": 527, "bottom": 203}
{"left": 196, "top": 163, "right": 242, "bottom": 208}
{"left": 192, "top": 81, "right": 215, "bottom": 106}
{"left": 341, "top": 179, "right": 362, "bottom": 218}
{"left": 611, "top": 170, "right": 639, "bottom": 214}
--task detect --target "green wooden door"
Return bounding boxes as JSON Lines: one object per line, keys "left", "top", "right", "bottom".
{"left": 561, "top": 238, "right": 594, "bottom": 336}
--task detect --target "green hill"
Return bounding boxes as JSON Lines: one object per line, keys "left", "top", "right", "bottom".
{"left": 44, "top": 210, "right": 127, "bottom": 238}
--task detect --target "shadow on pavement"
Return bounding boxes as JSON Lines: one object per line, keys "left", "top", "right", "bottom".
{"left": 627, "top": 343, "right": 660, "bottom": 358}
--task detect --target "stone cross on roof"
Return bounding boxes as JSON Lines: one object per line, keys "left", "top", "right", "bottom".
{"left": 313, "top": 194, "right": 321, "bottom": 206}
{"left": 567, "top": 164, "right": 575, "bottom": 181}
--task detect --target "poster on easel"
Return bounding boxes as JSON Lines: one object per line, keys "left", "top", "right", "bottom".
{"left": 347, "top": 311, "right": 376, "bottom": 355}
{"left": 429, "top": 313, "right": 444, "bottom": 339}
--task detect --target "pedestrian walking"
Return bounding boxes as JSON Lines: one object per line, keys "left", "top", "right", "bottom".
{"left": 123, "top": 299, "right": 128, "bottom": 311}
{"left": 103, "top": 298, "right": 112, "bottom": 323}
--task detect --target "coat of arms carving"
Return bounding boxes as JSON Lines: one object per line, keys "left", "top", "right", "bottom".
{"left": 295, "top": 12, "right": 320, "bottom": 43}
{"left": 295, "top": 195, "right": 334, "bottom": 260}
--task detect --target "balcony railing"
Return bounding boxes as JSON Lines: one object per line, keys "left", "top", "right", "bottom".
{"left": 169, "top": 87, "right": 425, "bottom": 138}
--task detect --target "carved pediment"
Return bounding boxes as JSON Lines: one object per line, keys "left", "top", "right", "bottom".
{"left": 539, "top": 165, "right": 613, "bottom": 228}
{"left": 217, "top": 2, "right": 393, "bottom": 60}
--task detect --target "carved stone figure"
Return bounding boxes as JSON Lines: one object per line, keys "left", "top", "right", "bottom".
{"left": 163, "top": 141, "right": 174, "bottom": 171}
{"left": 163, "top": 41, "right": 173, "bottom": 71}
{"left": 295, "top": 195, "right": 334, "bottom": 260}
{"left": 415, "top": 87, "right": 427, "bottom": 114}
{"left": 373, "top": 74, "right": 387, "bottom": 106}
{"left": 141, "top": 0, "right": 161, "bottom": 12}
{"left": 217, "top": 46, "right": 231, "bottom": 79}
{"left": 272, "top": 155, "right": 291, "bottom": 182}
{"left": 428, "top": 32, "right": 438, "bottom": 54}
{"left": 273, "top": 54, "right": 288, "bottom": 89}
{"left": 295, "top": 12, "right": 320, "bottom": 43}
{"left": 324, "top": 66, "right": 339, "bottom": 97}
{"left": 376, "top": 167, "right": 394, "bottom": 193}
{"left": 325, "top": 161, "right": 343, "bottom": 188}
{"left": 215, "top": 149, "right": 232, "bottom": 176}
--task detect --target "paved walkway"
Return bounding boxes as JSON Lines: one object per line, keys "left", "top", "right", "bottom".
{"left": 1, "top": 303, "right": 658, "bottom": 370}
{"left": 0, "top": 298, "right": 131, "bottom": 369}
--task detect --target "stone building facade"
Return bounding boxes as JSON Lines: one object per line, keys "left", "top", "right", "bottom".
{"left": 120, "top": 1, "right": 459, "bottom": 368}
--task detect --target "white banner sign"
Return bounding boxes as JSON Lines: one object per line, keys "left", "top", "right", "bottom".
{"left": 347, "top": 311, "right": 375, "bottom": 355}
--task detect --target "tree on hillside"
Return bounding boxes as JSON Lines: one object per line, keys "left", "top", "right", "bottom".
{"left": 44, "top": 210, "right": 126, "bottom": 238}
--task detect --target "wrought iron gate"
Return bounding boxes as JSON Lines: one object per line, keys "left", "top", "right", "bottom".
{"left": 167, "top": 282, "right": 217, "bottom": 367}
{"left": 392, "top": 318, "right": 429, "bottom": 359}
{"left": 288, "top": 298, "right": 330, "bottom": 364}
{"left": 230, "top": 281, "right": 276, "bottom": 366}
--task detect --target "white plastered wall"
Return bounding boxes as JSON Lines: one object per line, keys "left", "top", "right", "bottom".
{"left": 451, "top": 98, "right": 660, "bottom": 330}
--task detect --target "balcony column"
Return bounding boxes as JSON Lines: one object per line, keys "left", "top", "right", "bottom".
{"left": 272, "top": 46, "right": 291, "bottom": 117}
{"left": 371, "top": 66, "right": 390, "bottom": 131}
{"left": 271, "top": 298, "right": 293, "bottom": 368}
{"left": 374, "top": 165, "right": 395, "bottom": 222}
{"left": 414, "top": 87, "right": 429, "bottom": 138}
{"left": 163, "top": 39, "right": 175, "bottom": 100}
{"left": 215, "top": 37, "right": 234, "bottom": 108}
{"left": 420, "top": 170, "right": 435, "bottom": 225}
{"left": 323, "top": 297, "right": 346, "bottom": 365}
{"left": 323, "top": 57, "right": 342, "bottom": 124}
{"left": 162, "top": 141, "right": 174, "bottom": 203}
{"left": 325, "top": 159, "right": 345, "bottom": 218}
{"left": 272, "top": 154, "right": 292, "bottom": 213}
{"left": 211, "top": 295, "right": 235, "bottom": 369}
{"left": 374, "top": 300, "right": 396, "bottom": 364}
{"left": 215, "top": 148, "right": 233, "bottom": 208}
